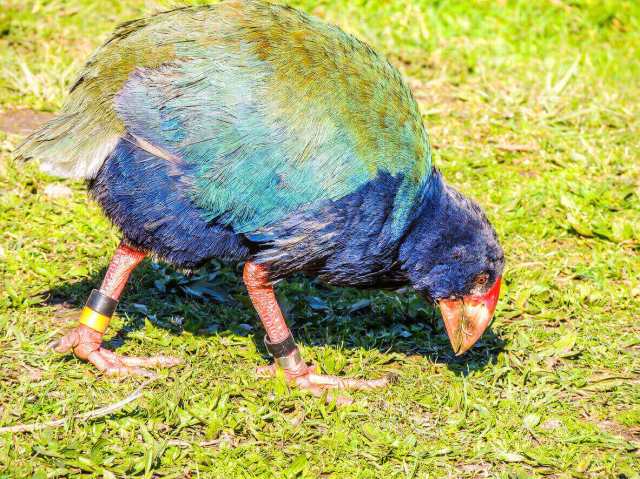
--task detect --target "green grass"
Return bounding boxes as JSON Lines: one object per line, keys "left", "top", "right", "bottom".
{"left": 1, "top": 0, "right": 639, "bottom": 477}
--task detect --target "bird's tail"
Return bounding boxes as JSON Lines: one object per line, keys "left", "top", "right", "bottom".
{"left": 13, "top": 108, "right": 121, "bottom": 180}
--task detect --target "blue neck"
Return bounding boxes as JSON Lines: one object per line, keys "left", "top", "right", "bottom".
{"left": 253, "top": 169, "right": 446, "bottom": 287}
{"left": 398, "top": 169, "right": 502, "bottom": 298}
{"left": 398, "top": 170, "right": 457, "bottom": 284}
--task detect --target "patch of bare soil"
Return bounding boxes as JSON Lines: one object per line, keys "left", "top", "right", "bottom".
{"left": 597, "top": 419, "right": 640, "bottom": 444}
{"left": 51, "top": 304, "right": 82, "bottom": 324}
{"left": 0, "top": 108, "right": 54, "bottom": 135}
{"left": 584, "top": 414, "right": 640, "bottom": 453}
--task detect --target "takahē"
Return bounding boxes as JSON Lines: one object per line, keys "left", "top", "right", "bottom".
{"left": 17, "top": 0, "right": 504, "bottom": 401}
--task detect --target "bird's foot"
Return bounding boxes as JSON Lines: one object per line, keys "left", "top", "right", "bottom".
{"left": 257, "top": 362, "right": 390, "bottom": 405}
{"left": 49, "top": 324, "right": 181, "bottom": 378}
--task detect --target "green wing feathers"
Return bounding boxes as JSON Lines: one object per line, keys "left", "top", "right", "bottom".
{"left": 14, "top": 15, "right": 176, "bottom": 178}
{"left": 15, "top": 0, "right": 431, "bottom": 233}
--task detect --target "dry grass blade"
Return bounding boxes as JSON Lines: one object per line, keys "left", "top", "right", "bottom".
{"left": 494, "top": 143, "right": 539, "bottom": 153}
{"left": 1, "top": 0, "right": 639, "bottom": 476}
{"left": 0, "top": 379, "right": 156, "bottom": 434}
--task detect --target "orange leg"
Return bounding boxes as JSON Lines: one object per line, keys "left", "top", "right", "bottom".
{"left": 99, "top": 243, "right": 146, "bottom": 299}
{"left": 50, "top": 241, "right": 181, "bottom": 377}
{"left": 244, "top": 261, "right": 390, "bottom": 405}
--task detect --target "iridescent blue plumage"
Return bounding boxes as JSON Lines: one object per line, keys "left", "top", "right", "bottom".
{"left": 111, "top": 1, "right": 431, "bottom": 236}
{"left": 22, "top": 0, "right": 504, "bottom": 300}
{"left": 91, "top": 137, "right": 250, "bottom": 268}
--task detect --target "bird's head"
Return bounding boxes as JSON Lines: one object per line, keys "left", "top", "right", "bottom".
{"left": 399, "top": 170, "right": 504, "bottom": 355}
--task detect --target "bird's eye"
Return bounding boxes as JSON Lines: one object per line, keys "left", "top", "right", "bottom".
{"left": 475, "top": 273, "right": 489, "bottom": 286}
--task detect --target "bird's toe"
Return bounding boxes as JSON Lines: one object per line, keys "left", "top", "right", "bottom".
{"left": 258, "top": 361, "right": 389, "bottom": 404}
{"left": 85, "top": 348, "right": 182, "bottom": 378}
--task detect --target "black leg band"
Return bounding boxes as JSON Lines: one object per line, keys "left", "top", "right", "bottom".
{"left": 85, "top": 289, "right": 118, "bottom": 317}
{"left": 264, "top": 332, "right": 298, "bottom": 358}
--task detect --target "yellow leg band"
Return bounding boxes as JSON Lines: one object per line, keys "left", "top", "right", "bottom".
{"left": 78, "top": 307, "right": 111, "bottom": 334}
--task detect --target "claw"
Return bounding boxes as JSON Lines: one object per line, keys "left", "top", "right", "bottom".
{"left": 88, "top": 349, "right": 157, "bottom": 378}
{"left": 48, "top": 328, "right": 80, "bottom": 353}
{"left": 304, "top": 373, "right": 389, "bottom": 390}
{"left": 51, "top": 325, "right": 181, "bottom": 378}
{"left": 257, "top": 362, "right": 390, "bottom": 405}
{"left": 86, "top": 348, "right": 181, "bottom": 378}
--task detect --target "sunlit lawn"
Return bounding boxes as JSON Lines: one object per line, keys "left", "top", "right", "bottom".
{"left": 1, "top": 0, "right": 639, "bottom": 477}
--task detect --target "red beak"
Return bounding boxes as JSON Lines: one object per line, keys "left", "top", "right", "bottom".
{"left": 438, "top": 276, "right": 502, "bottom": 355}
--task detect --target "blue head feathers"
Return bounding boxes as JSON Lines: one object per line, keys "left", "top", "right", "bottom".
{"left": 399, "top": 170, "right": 504, "bottom": 301}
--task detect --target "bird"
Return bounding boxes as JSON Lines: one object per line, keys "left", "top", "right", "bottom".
{"left": 17, "top": 0, "right": 504, "bottom": 402}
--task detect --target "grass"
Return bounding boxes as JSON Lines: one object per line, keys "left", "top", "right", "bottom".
{"left": 1, "top": 0, "right": 639, "bottom": 477}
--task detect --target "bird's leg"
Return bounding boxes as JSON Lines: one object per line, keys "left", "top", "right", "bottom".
{"left": 50, "top": 241, "right": 181, "bottom": 377}
{"left": 244, "top": 261, "right": 389, "bottom": 404}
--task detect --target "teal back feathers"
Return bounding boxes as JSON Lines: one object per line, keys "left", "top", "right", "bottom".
{"left": 17, "top": 0, "right": 432, "bottom": 235}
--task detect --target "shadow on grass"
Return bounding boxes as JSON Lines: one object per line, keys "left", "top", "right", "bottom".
{"left": 40, "top": 259, "right": 504, "bottom": 376}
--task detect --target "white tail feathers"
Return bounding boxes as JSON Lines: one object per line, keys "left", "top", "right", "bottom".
{"left": 14, "top": 112, "right": 120, "bottom": 179}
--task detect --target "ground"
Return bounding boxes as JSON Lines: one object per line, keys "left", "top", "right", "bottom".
{"left": 0, "top": 0, "right": 639, "bottom": 477}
